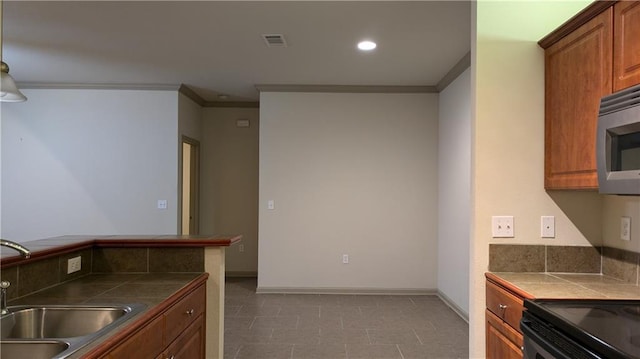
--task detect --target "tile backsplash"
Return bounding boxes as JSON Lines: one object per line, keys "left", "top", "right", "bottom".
{"left": 0, "top": 247, "right": 205, "bottom": 302}
{"left": 489, "top": 244, "right": 640, "bottom": 284}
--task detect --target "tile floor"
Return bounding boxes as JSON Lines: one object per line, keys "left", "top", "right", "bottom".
{"left": 224, "top": 278, "right": 469, "bottom": 359}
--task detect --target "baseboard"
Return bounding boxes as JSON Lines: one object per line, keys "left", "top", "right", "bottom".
{"left": 256, "top": 286, "right": 437, "bottom": 295}
{"left": 437, "top": 290, "right": 469, "bottom": 323}
{"left": 225, "top": 271, "right": 258, "bottom": 278}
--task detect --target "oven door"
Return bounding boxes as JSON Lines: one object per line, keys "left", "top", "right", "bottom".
{"left": 521, "top": 312, "right": 601, "bottom": 359}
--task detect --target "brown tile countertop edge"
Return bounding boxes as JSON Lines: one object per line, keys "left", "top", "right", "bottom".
{"left": 5, "top": 272, "right": 209, "bottom": 359}
{"left": 0, "top": 234, "right": 242, "bottom": 267}
{"left": 487, "top": 272, "right": 640, "bottom": 300}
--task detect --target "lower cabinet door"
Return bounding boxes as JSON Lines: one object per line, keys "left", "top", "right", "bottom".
{"left": 486, "top": 311, "right": 523, "bottom": 359}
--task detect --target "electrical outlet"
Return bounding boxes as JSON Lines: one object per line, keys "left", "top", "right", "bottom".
{"left": 621, "top": 217, "right": 631, "bottom": 241}
{"left": 541, "top": 216, "right": 555, "bottom": 238}
{"left": 342, "top": 254, "right": 349, "bottom": 264}
{"left": 267, "top": 200, "right": 275, "bottom": 210}
{"left": 239, "top": 244, "right": 245, "bottom": 253}
{"left": 67, "top": 256, "right": 81, "bottom": 274}
{"left": 492, "top": 216, "right": 514, "bottom": 238}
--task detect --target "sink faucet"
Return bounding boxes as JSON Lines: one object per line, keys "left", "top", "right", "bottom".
{"left": 0, "top": 239, "right": 31, "bottom": 259}
{"left": 0, "top": 281, "right": 9, "bottom": 315}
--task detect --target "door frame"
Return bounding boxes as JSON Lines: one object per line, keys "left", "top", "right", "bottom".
{"left": 180, "top": 136, "right": 200, "bottom": 235}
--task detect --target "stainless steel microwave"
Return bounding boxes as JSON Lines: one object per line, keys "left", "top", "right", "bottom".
{"left": 596, "top": 83, "right": 640, "bottom": 195}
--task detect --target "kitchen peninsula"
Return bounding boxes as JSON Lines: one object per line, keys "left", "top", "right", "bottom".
{"left": 0, "top": 234, "right": 241, "bottom": 359}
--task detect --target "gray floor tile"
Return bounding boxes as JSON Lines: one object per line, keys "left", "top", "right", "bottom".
{"left": 297, "top": 315, "right": 343, "bottom": 330}
{"left": 224, "top": 278, "right": 469, "bottom": 359}
{"left": 271, "top": 328, "right": 321, "bottom": 344}
{"left": 398, "top": 343, "right": 469, "bottom": 359}
{"left": 346, "top": 344, "right": 403, "bottom": 358}
{"left": 319, "top": 328, "right": 370, "bottom": 344}
{"left": 292, "top": 344, "right": 347, "bottom": 359}
{"left": 236, "top": 304, "right": 281, "bottom": 317}
{"left": 225, "top": 316, "right": 255, "bottom": 330}
{"left": 235, "top": 344, "right": 294, "bottom": 359}
{"left": 414, "top": 326, "right": 468, "bottom": 346}
{"left": 224, "top": 343, "right": 241, "bottom": 359}
{"left": 278, "top": 305, "right": 321, "bottom": 317}
{"left": 251, "top": 316, "right": 299, "bottom": 329}
{"left": 367, "top": 328, "right": 421, "bottom": 345}
{"left": 225, "top": 328, "right": 273, "bottom": 344}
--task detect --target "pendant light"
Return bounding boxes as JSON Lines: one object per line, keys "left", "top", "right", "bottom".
{"left": 0, "top": 0, "right": 27, "bottom": 102}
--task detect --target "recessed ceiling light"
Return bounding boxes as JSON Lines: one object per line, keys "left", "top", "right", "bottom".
{"left": 357, "top": 40, "right": 377, "bottom": 51}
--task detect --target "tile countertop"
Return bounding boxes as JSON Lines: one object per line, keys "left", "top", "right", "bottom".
{"left": 488, "top": 272, "right": 640, "bottom": 300}
{"left": 4, "top": 272, "right": 207, "bottom": 358}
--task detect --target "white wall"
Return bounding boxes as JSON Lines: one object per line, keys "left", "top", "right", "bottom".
{"left": 258, "top": 92, "right": 438, "bottom": 291}
{"left": 1, "top": 89, "right": 179, "bottom": 241}
{"left": 201, "top": 107, "right": 259, "bottom": 274}
{"left": 438, "top": 68, "right": 471, "bottom": 318}
{"left": 178, "top": 93, "right": 203, "bottom": 234}
{"left": 471, "top": 1, "right": 595, "bottom": 356}
{"left": 178, "top": 93, "right": 203, "bottom": 142}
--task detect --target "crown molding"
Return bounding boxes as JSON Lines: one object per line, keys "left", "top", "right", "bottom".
{"left": 179, "top": 84, "right": 259, "bottom": 108}
{"left": 538, "top": 1, "right": 617, "bottom": 49}
{"left": 178, "top": 84, "right": 206, "bottom": 106}
{"left": 436, "top": 51, "right": 470, "bottom": 92}
{"left": 17, "top": 82, "right": 181, "bottom": 91}
{"left": 255, "top": 84, "right": 437, "bottom": 94}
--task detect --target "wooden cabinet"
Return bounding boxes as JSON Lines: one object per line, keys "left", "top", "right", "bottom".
{"left": 159, "top": 315, "right": 205, "bottom": 359}
{"left": 543, "top": 8, "right": 613, "bottom": 190}
{"left": 101, "top": 283, "right": 206, "bottom": 359}
{"left": 105, "top": 316, "right": 164, "bottom": 359}
{"left": 614, "top": 1, "right": 640, "bottom": 91}
{"left": 485, "top": 279, "right": 524, "bottom": 359}
{"left": 542, "top": 1, "right": 640, "bottom": 190}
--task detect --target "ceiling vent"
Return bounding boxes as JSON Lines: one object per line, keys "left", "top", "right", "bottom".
{"left": 262, "top": 34, "right": 288, "bottom": 48}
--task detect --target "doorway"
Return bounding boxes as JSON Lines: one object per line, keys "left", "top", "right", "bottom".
{"left": 181, "top": 137, "right": 200, "bottom": 235}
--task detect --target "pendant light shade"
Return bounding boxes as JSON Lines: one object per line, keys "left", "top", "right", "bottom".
{"left": 0, "top": 0, "right": 27, "bottom": 103}
{"left": 1, "top": 61, "right": 27, "bottom": 102}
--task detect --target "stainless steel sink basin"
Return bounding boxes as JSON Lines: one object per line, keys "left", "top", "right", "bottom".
{"left": 1, "top": 305, "right": 135, "bottom": 339}
{"left": 0, "top": 340, "right": 70, "bottom": 359}
{"left": 0, "top": 303, "right": 146, "bottom": 359}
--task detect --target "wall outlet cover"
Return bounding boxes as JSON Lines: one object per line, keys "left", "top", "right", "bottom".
{"left": 67, "top": 256, "right": 82, "bottom": 274}
{"left": 621, "top": 217, "right": 631, "bottom": 241}
{"left": 541, "top": 216, "right": 555, "bottom": 238}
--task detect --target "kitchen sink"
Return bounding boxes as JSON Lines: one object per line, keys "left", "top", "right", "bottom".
{"left": 0, "top": 303, "right": 146, "bottom": 358}
{"left": 1, "top": 305, "right": 136, "bottom": 339}
{"left": 0, "top": 340, "right": 70, "bottom": 359}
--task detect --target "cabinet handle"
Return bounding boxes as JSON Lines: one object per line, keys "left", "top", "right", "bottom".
{"left": 185, "top": 308, "right": 194, "bottom": 316}
{"left": 498, "top": 304, "right": 507, "bottom": 310}
{"left": 166, "top": 356, "right": 175, "bottom": 359}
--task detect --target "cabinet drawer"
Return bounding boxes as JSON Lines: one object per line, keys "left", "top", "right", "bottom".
{"left": 486, "top": 281, "right": 524, "bottom": 333}
{"left": 106, "top": 315, "right": 163, "bottom": 359}
{"left": 164, "top": 285, "right": 206, "bottom": 345}
{"left": 162, "top": 315, "right": 205, "bottom": 359}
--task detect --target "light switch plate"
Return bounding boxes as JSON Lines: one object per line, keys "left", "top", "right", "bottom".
{"left": 492, "top": 216, "right": 514, "bottom": 238}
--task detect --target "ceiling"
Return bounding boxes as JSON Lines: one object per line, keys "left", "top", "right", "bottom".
{"left": 3, "top": 1, "right": 471, "bottom": 104}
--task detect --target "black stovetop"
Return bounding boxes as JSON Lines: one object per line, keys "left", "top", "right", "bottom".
{"left": 525, "top": 299, "right": 640, "bottom": 359}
